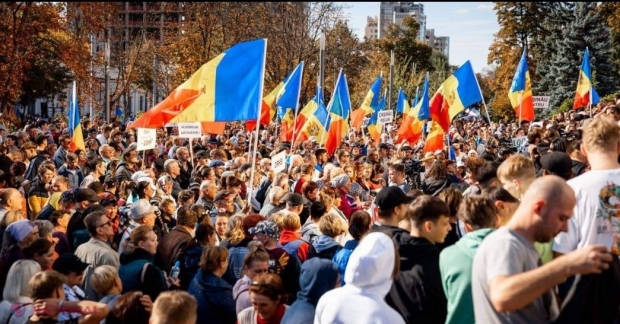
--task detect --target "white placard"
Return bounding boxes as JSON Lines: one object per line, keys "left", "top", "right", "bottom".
{"left": 271, "top": 151, "right": 287, "bottom": 174}
{"left": 136, "top": 128, "right": 156, "bottom": 151}
{"left": 362, "top": 117, "right": 370, "bottom": 127}
{"left": 511, "top": 136, "right": 527, "bottom": 148}
{"left": 533, "top": 96, "right": 550, "bottom": 109}
{"left": 378, "top": 110, "right": 394, "bottom": 124}
{"left": 177, "top": 122, "right": 202, "bottom": 138}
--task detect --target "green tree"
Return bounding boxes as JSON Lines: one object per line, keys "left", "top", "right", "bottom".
{"left": 545, "top": 2, "right": 618, "bottom": 109}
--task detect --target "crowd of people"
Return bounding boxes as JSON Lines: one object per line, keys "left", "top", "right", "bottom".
{"left": 0, "top": 97, "right": 617, "bottom": 323}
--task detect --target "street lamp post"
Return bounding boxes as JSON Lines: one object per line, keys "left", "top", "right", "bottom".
{"left": 104, "top": 31, "right": 110, "bottom": 124}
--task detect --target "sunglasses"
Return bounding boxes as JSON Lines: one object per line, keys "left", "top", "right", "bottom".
{"left": 97, "top": 219, "right": 111, "bottom": 228}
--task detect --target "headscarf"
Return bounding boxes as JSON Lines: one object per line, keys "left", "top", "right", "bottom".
{"left": 331, "top": 174, "right": 351, "bottom": 189}
{"left": 1, "top": 220, "right": 38, "bottom": 260}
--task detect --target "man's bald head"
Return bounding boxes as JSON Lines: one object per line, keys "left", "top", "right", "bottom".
{"left": 517, "top": 175, "right": 576, "bottom": 243}
{"left": 0, "top": 188, "right": 22, "bottom": 210}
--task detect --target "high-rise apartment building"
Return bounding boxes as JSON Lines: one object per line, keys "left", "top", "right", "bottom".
{"left": 425, "top": 29, "right": 450, "bottom": 58}
{"left": 378, "top": 2, "right": 426, "bottom": 41}
{"left": 364, "top": 16, "right": 379, "bottom": 40}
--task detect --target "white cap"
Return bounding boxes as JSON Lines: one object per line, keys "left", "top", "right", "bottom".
{"left": 309, "top": 136, "right": 317, "bottom": 142}
{"left": 456, "top": 161, "right": 465, "bottom": 167}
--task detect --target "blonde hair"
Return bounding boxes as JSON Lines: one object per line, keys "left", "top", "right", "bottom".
{"left": 124, "top": 225, "right": 154, "bottom": 253}
{"left": 151, "top": 291, "right": 197, "bottom": 324}
{"left": 281, "top": 212, "right": 301, "bottom": 231}
{"left": 90, "top": 265, "right": 118, "bottom": 295}
{"left": 497, "top": 154, "right": 536, "bottom": 182}
{"left": 0, "top": 210, "right": 25, "bottom": 228}
{"left": 268, "top": 212, "right": 287, "bottom": 231}
{"left": 319, "top": 213, "right": 344, "bottom": 238}
{"left": 3, "top": 260, "right": 41, "bottom": 302}
{"left": 583, "top": 115, "right": 620, "bottom": 153}
{"left": 224, "top": 215, "right": 245, "bottom": 245}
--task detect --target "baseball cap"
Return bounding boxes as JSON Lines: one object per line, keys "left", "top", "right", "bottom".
{"left": 540, "top": 152, "right": 573, "bottom": 178}
{"left": 378, "top": 143, "right": 389, "bottom": 150}
{"left": 248, "top": 221, "right": 280, "bottom": 238}
{"left": 196, "top": 150, "right": 209, "bottom": 159}
{"left": 75, "top": 188, "right": 101, "bottom": 203}
{"left": 52, "top": 253, "right": 89, "bottom": 275}
{"left": 130, "top": 199, "right": 157, "bottom": 220}
{"left": 286, "top": 193, "right": 304, "bottom": 207}
{"left": 375, "top": 186, "right": 415, "bottom": 212}
{"left": 209, "top": 160, "right": 225, "bottom": 168}
{"left": 214, "top": 190, "right": 233, "bottom": 202}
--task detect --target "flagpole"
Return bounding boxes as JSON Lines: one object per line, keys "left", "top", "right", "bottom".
{"left": 247, "top": 39, "right": 268, "bottom": 208}
{"left": 388, "top": 51, "right": 394, "bottom": 110}
{"left": 471, "top": 63, "right": 492, "bottom": 124}
{"left": 290, "top": 62, "right": 304, "bottom": 146}
{"left": 518, "top": 91, "right": 523, "bottom": 128}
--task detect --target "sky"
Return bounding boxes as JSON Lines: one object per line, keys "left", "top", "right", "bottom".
{"left": 344, "top": 2, "right": 499, "bottom": 73}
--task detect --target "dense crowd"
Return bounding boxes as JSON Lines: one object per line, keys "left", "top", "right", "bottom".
{"left": 0, "top": 97, "right": 618, "bottom": 324}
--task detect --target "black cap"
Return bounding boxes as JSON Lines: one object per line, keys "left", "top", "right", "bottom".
{"left": 286, "top": 193, "right": 304, "bottom": 207}
{"left": 152, "top": 158, "right": 165, "bottom": 172}
{"left": 88, "top": 128, "right": 97, "bottom": 134}
{"left": 378, "top": 143, "right": 389, "bottom": 150}
{"left": 196, "top": 150, "right": 209, "bottom": 158}
{"left": 75, "top": 188, "right": 102, "bottom": 203}
{"left": 540, "top": 152, "right": 573, "bottom": 177}
{"left": 52, "top": 253, "right": 89, "bottom": 275}
{"left": 375, "top": 186, "right": 415, "bottom": 212}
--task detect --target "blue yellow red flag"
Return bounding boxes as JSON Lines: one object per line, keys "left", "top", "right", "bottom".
{"left": 325, "top": 69, "right": 352, "bottom": 155}
{"left": 68, "top": 81, "right": 85, "bottom": 152}
{"left": 417, "top": 72, "right": 431, "bottom": 120}
{"left": 508, "top": 48, "right": 534, "bottom": 122}
{"left": 294, "top": 88, "right": 329, "bottom": 147}
{"left": 573, "top": 47, "right": 592, "bottom": 110}
{"left": 429, "top": 61, "right": 482, "bottom": 132}
{"left": 351, "top": 75, "right": 382, "bottom": 129}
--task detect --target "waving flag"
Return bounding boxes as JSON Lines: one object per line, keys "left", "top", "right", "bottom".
{"left": 351, "top": 75, "right": 382, "bottom": 129}
{"left": 367, "top": 93, "right": 387, "bottom": 143}
{"left": 396, "top": 75, "right": 427, "bottom": 145}
{"left": 417, "top": 73, "right": 431, "bottom": 120}
{"left": 429, "top": 61, "right": 482, "bottom": 131}
{"left": 423, "top": 120, "right": 445, "bottom": 153}
{"left": 68, "top": 81, "right": 85, "bottom": 152}
{"left": 411, "top": 87, "right": 420, "bottom": 113}
{"left": 245, "top": 82, "right": 284, "bottom": 131}
{"left": 573, "top": 48, "right": 592, "bottom": 110}
{"left": 294, "top": 89, "right": 329, "bottom": 147}
{"left": 325, "top": 69, "right": 352, "bottom": 155}
{"left": 396, "top": 88, "right": 407, "bottom": 114}
{"left": 508, "top": 48, "right": 534, "bottom": 122}
{"left": 130, "top": 39, "right": 266, "bottom": 128}
{"left": 277, "top": 62, "right": 305, "bottom": 142}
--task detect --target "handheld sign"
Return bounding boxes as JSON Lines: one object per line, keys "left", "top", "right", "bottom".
{"left": 362, "top": 117, "right": 371, "bottom": 127}
{"left": 533, "top": 96, "right": 550, "bottom": 109}
{"left": 177, "top": 122, "right": 202, "bottom": 138}
{"left": 511, "top": 136, "right": 527, "bottom": 148}
{"left": 136, "top": 128, "right": 156, "bottom": 151}
{"left": 378, "top": 110, "right": 394, "bottom": 124}
{"left": 271, "top": 151, "right": 287, "bottom": 174}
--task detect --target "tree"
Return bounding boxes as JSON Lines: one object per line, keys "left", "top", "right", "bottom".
{"left": 545, "top": 2, "right": 617, "bottom": 109}
{"left": 599, "top": 3, "right": 620, "bottom": 69}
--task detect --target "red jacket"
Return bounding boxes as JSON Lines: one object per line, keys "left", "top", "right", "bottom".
{"left": 338, "top": 187, "right": 362, "bottom": 220}
{"left": 279, "top": 230, "right": 309, "bottom": 262}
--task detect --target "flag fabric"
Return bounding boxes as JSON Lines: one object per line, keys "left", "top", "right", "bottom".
{"left": 367, "top": 94, "right": 386, "bottom": 143}
{"left": 351, "top": 75, "right": 382, "bottom": 129}
{"left": 325, "top": 69, "right": 352, "bottom": 155}
{"left": 423, "top": 120, "right": 445, "bottom": 153}
{"left": 411, "top": 87, "right": 419, "bottom": 114}
{"left": 593, "top": 87, "right": 600, "bottom": 105}
{"left": 277, "top": 62, "right": 305, "bottom": 142}
{"left": 417, "top": 73, "right": 431, "bottom": 120}
{"left": 573, "top": 48, "right": 592, "bottom": 109}
{"left": 508, "top": 48, "right": 535, "bottom": 122}
{"left": 68, "top": 81, "right": 85, "bottom": 152}
{"left": 396, "top": 88, "right": 406, "bottom": 114}
{"left": 429, "top": 61, "right": 483, "bottom": 131}
{"left": 245, "top": 82, "right": 284, "bottom": 131}
{"left": 396, "top": 78, "right": 426, "bottom": 145}
{"left": 130, "top": 39, "right": 266, "bottom": 128}
{"left": 116, "top": 106, "right": 125, "bottom": 124}
{"left": 293, "top": 89, "right": 329, "bottom": 147}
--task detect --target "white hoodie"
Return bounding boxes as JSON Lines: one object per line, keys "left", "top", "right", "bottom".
{"left": 314, "top": 232, "right": 405, "bottom": 324}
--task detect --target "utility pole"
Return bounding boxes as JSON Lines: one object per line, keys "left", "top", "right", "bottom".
{"left": 388, "top": 50, "right": 394, "bottom": 110}
{"left": 319, "top": 32, "right": 325, "bottom": 91}
{"left": 104, "top": 30, "right": 110, "bottom": 124}
{"left": 153, "top": 53, "right": 157, "bottom": 107}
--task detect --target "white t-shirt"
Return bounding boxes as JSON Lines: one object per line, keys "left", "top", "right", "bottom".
{"left": 553, "top": 168, "right": 620, "bottom": 255}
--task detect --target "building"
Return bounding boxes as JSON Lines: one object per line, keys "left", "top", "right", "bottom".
{"left": 364, "top": 16, "right": 379, "bottom": 40}
{"left": 378, "top": 2, "right": 426, "bottom": 40}
{"left": 425, "top": 29, "right": 450, "bottom": 58}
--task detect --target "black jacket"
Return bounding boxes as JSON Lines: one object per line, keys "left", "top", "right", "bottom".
{"left": 372, "top": 224, "right": 447, "bottom": 324}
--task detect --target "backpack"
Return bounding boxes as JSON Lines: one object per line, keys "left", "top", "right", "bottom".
{"left": 228, "top": 245, "right": 249, "bottom": 280}
{"left": 282, "top": 238, "right": 307, "bottom": 267}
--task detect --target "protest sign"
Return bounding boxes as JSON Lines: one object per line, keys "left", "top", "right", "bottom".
{"left": 378, "top": 110, "right": 394, "bottom": 124}
{"left": 136, "top": 128, "right": 156, "bottom": 151}
{"left": 271, "top": 151, "right": 287, "bottom": 173}
{"left": 177, "top": 122, "right": 202, "bottom": 138}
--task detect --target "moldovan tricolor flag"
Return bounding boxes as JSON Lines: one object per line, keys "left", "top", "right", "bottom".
{"left": 130, "top": 38, "right": 266, "bottom": 128}
{"left": 68, "top": 81, "right": 85, "bottom": 152}
{"left": 429, "top": 61, "right": 482, "bottom": 131}
{"left": 573, "top": 47, "right": 592, "bottom": 110}
{"left": 277, "top": 62, "right": 305, "bottom": 142}
{"left": 423, "top": 120, "right": 445, "bottom": 153}
{"left": 367, "top": 94, "right": 386, "bottom": 143}
{"left": 397, "top": 73, "right": 428, "bottom": 145}
{"left": 325, "top": 69, "right": 352, "bottom": 156}
{"left": 294, "top": 89, "right": 329, "bottom": 147}
{"left": 508, "top": 48, "right": 534, "bottom": 122}
{"left": 245, "top": 81, "right": 284, "bottom": 131}
{"left": 351, "top": 75, "right": 382, "bottom": 129}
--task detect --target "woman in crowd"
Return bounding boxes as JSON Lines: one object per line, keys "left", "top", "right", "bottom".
{"left": 221, "top": 176, "right": 246, "bottom": 211}
{"left": 0, "top": 210, "right": 25, "bottom": 246}
{"left": 181, "top": 223, "right": 217, "bottom": 290}
{"left": 118, "top": 225, "right": 179, "bottom": 301}
{"left": 421, "top": 160, "right": 452, "bottom": 196}
{"left": 49, "top": 209, "right": 71, "bottom": 255}
{"left": 0, "top": 260, "right": 41, "bottom": 324}
{"left": 91, "top": 265, "right": 124, "bottom": 311}
{"left": 332, "top": 210, "right": 372, "bottom": 286}
{"left": 188, "top": 246, "right": 237, "bottom": 324}
{"left": 0, "top": 220, "right": 38, "bottom": 291}
{"left": 237, "top": 273, "right": 288, "bottom": 324}
{"left": 154, "top": 175, "right": 176, "bottom": 208}
{"left": 27, "top": 164, "right": 55, "bottom": 216}
{"left": 22, "top": 238, "right": 55, "bottom": 270}
{"left": 233, "top": 242, "right": 270, "bottom": 314}
{"left": 157, "top": 198, "right": 177, "bottom": 233}
{"left": 307, "top": 213, "right": 344, "bottom": 260}
{"left": 106, "top": 291, "right": 152, "bottom": 324}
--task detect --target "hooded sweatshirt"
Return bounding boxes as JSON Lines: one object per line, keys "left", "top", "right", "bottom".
{"left": 386, "top": 232, "right": 448, "bottom": 324}
{"left": 314, "top": 232, "right": 405, "bottom": 324}
{"left": 280, "top": 230, "right": 310, "bottom": 262}
{"left": 300, "top": 221, "right": 321, "bottom": 243}
{"left": 308, "top": 235, "right": 342, "bottom": 260}
{"left": 281, "top": 258, "right": 339, "bottom": 324}
{"left": 232, "top": 275, "right": 252, "bottom": 314}
{"left": 439, "top": 228, "right": 494, "bottom": 324}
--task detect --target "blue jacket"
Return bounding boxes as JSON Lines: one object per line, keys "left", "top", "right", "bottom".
{"left": 332, "top": 239, "right": 359, "bottom": 286}
{"left": 188, "top": 269, "right": 237, "bottom": 324}
{"left": 281, "top": 258, "right": 339, "bottom": 324}
{"left": 57, "top": 165, "right": 84, "bottom": 189}
{"left": 118, "top": 248, "right": 167, "bottom": 302}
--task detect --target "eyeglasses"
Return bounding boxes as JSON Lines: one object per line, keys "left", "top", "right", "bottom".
{"left": 97, "top": 219, "right": 112, "bottom": 228}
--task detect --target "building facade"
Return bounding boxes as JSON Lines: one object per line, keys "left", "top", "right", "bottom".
{"left": 364, "top": 16, "right": 379, "bottom": 40}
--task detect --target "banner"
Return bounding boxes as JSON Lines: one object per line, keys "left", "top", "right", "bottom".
{"left": 378, "top": 110, "right": 394, "bottom": 124}
{"left": 177, "top": 122, "right": 202, "bottom": 138}
{"left": 533, "top": 96, "right": 550, "bottom": 109}
{"left": 136, "top": 128, "right": 157, "bottom": 151}
{"left": 271, "top": 151, "right": 287, "bottom": 173}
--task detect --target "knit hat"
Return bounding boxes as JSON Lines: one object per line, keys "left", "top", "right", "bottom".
{"left": 248, "top": 221, "right": 280, "bottom": 239}
{"left": 331, "top": 174, "right": 351, "bottom": 188}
